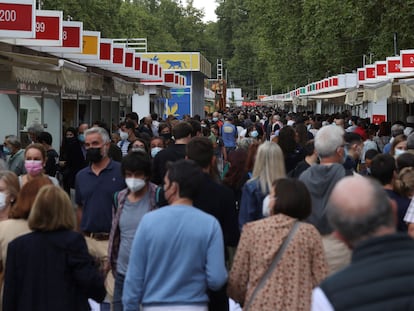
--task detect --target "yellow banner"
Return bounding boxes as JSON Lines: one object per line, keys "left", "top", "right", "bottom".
{"left": 82, "top": 35, "right": 99, "bottom": 55}
{"left": 141, "top": 53, "right": 199, "bottom": 71}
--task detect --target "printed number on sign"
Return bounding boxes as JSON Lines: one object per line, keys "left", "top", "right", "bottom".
{"left": 36, "top": 22, "right": 45, "bottom": 33}
{"left": 0, "top": 10, "right": 17, "bottom": 22}
{"left": 62, "top": 31, "right": 67, "bottom": 40}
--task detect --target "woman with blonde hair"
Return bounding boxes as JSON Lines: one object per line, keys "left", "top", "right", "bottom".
{"left": 239, "top": 141, "right": 286, "bottom": 229}
{"left": 228, "top": 178, "right": 327, "bottom": 311}
{"left": 0, "top": 171, "right": 19, "bottom": 221}
{"left": 0, "top": 177, "right": 52, "bottom": 273}
{"left": 3, "top": 185, "right": 106, "bottom": 311}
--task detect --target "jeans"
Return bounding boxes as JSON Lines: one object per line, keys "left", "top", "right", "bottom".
{"left": 113, "top": 273, "right": 125, "bottom": 311}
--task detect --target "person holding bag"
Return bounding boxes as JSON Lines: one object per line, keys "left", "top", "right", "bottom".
{"left": 227, "top": 178, "right": 328, "bottom": 311}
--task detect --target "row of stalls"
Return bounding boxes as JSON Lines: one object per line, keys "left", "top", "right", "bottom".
{"left": 0, "top": 1, "right": 210, "bottom": 151}
{"left": 260, "top": 50, "right": 414, "bottom": 124}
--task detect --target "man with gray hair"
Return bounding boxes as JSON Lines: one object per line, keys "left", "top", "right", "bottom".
{"left": 383, "top": 122, "right": 405, "bottom": 154}
{"left": 299, "top": 124, "right": 351, "bottom": 274}
{"left": 3, "top": 135, "right": 25, "bottom": 175}
{"left": 312, "top": 175, "right": 414, "bottom": 310}
{"left": 75, "top": 127, "right": 125, "bottom": 305}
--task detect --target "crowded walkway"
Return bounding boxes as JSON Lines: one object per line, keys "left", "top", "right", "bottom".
{"left": 1, "top": 107, "right": 414, "bottom": 310}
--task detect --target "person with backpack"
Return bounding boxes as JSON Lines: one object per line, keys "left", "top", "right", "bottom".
{"left": 107, "top": 151, "right": 157, "bottom": 311}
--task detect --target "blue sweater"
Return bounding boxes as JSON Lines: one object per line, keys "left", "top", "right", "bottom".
{"left": 122, "top": 204, "right": 228, "bottom": 310}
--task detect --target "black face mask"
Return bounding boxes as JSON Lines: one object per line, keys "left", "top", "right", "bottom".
{"left": 65, "top": 137, "right": 77, "bottom": 144}
{"left": 86, "top": 147, "right": 103, "bottom": 163}
{"left": 160, "top": 133, "right": 172, "bottom": 141}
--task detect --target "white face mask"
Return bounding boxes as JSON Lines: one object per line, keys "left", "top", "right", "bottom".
{"left": 0, "top": 192, "right": 7, "bottom": 211}
{"left": 395, "top": 149, "right": 406, "bottom": 157}
{"left": 151, "top": 147, "right": 163, "bottom": 158}
{"left": 119, "top": 131, "right": 128, "bottom": 141}
{"left": 262, "top": 195, "right": 272, "bottom": 217}
{"left": 125, "top": 178, "right": 146, "bottom": 193}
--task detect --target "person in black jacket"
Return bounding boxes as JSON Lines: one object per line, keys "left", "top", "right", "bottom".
{"left": 151, "top": 121, "right": 193, "bottom": 185}
{"left": 3, "top": 185, "right": 105, "bottom": 311}
{"left": 312, "top": 175, "right": 414, "bottom": 310}
{"left": 59, "top": 127, "right": 87, "bottom": 194}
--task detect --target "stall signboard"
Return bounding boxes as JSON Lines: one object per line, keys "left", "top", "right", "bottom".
{"left": 376, "top": 61, "right": 387, "bottom": 77}
{"left": 99, "top": 38, "right": 112, "bottom": 63}
{"left": 365, "top": 65, "right": 376, "bottom": 79}
{"left": 387, "top": 57, "right": 401, "bottom": 74}
{"left": 400, "top": 50, "right": 414, "bottom": 72}
{"left": 372, "top": 114, "right": 386, "bottom": 125}
{"left": 39, "top": 21, "right": 83, "bottom": 53}
{"left": 81, "top": 31, "right": 100, "bottom": 56}
{"left": 358, "top": 68, "right": 366, "bottom": 82}
{"left": 16, "top": 10, "right": 62, "bottom": 46}
{"left": 0, "top": 0, "right": 35, "bottom": 38}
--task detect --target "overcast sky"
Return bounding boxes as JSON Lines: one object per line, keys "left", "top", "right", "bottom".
{"left": 190, "top": 0, "right": 217, "bottom": 22}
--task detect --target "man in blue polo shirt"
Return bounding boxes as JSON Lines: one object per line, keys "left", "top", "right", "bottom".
{"left": 75, "top": 126, "right": 125, "bottom": 272}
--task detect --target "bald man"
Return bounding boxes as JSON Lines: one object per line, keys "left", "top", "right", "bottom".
{"left": 312, "top": 175, "right": 414, "bottom": 311}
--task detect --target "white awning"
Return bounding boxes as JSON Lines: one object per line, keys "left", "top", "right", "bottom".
{"left": 306, "top": 91, "right": 346, "bottom": 99}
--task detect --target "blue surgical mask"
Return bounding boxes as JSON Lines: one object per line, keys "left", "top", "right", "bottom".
{"left": 3, "top": 147, "right": 10, "bottom": 155}
{"left": 395, "top": 149, "right": 406, "bottom": 157}
{"left": 151, "top": 147, "right": 163, "bottom": 158}
{"left": 250, "top": 130, "right": 259, "bottom": 138}
{"left": 78, "top": 134, "right": 85, "bottom": 143}
{"left": 212, "top": 117, "right": 219, "bottom": 122}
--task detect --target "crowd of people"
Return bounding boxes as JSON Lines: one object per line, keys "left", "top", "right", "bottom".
{"left": 0, "top": 107, "right": 414, "bottom": 310}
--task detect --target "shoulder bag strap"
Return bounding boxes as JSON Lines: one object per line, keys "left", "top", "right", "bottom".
{"left": 243, "top": 221, "right": 301, "bottom": 311}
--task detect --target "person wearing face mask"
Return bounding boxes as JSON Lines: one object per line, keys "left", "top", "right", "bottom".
{"left": 149, "top": 137, "right": 165, "bottom": 159}
{"left": 122, "top": 160, "right": 227, "bottom": 311}
{"left": 75, "top": 127, "right": 126, "bottom": 307}
{"left": 59, "top": 128, "right": 87, "bottom": 196}
{"left": 0, "top": 171, "right": 19, "bottom": 221}
{"left": 19, "top": 144, "right": 59, "bottom": 187}
{"left": 108, "top": 152, "right": 157, "bottom": 311}
{"left": 158, "top": 122, "right": 173, "bottom": 146}
{"left": 390, "top": 134, "right": 407, "bottom": 159}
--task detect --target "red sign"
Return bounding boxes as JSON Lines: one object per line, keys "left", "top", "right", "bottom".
{"left": 134, "top": 57, "right": 141, "bottom": 71}
{"left": 142, "top": 60, "right": 148, "bottom": 74}
{"left": 376, "top": 63, "right": 386, "bottom": 76}
{"left": 358, "top": 69, "right": 365, "bottom": 81}
{"left": 35, "top": 15, "right": 59, "bottom": 40}
{"left": 165, "top": 73, "right": 174, "bottom": 83}
{"left": 63, "top": 26, "right": 80, "bottom": 47}
{"left": 125, "top": 52, "right": 133, "bottom": 67}
{"left": 372, "top": 114, "right": 386, "bottom": 125}
{"left": 0, "top": 3, "right": 32, "bottom": 31}
{"left": 401, "top": 53, "right": 414, "bottom": 69}
{"left": 100, "top": 42, "right": 111, "bottom": 60}
{"left": 113, "top": 47, "right": 123, "bottom": 64}
{"left": 387, "top": 59, "right": 400, "bottom": 73}
{"left": 149, "top": 63, "right": 154, "bottom": 75}
{"left": 324, "top": 80, "right": 329, "bottom": 88}
{"left": 366, "top": 67, "right": 375, "bottom": 79}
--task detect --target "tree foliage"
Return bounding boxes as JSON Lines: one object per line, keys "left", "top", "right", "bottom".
{"left": 42, "top": 0, "right": 414, "bottom": 98}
